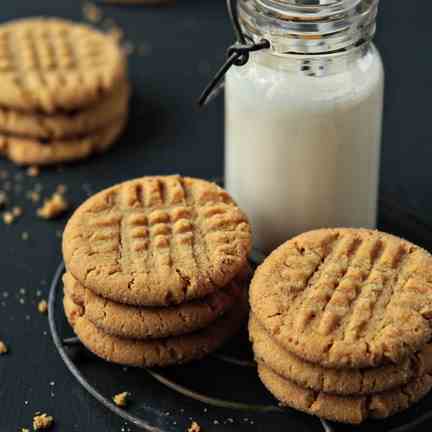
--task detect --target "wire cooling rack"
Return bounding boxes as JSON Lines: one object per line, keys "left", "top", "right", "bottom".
{"left": 49, "top": 194, "right": 432, "bottom": 432}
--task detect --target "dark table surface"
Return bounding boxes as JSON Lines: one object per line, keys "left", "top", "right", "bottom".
{"left": 0, "top": 1, "right": 432, "bottom": 431}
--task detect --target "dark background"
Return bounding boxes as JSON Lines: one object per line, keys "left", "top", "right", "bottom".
{"left": 0, "top": 1, "right": 431, "bottom": 431}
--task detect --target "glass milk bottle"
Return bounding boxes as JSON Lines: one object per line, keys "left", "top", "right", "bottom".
{"left": 225, "top": 0, "right": 384, "bottom": 254}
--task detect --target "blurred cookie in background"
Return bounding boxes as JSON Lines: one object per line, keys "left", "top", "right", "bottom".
{"left": 0, "top": 17, "right": 129, "bottom": 165}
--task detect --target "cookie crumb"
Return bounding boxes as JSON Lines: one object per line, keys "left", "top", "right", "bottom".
{"left": 38, "top": 300, "right": 48, "bottom": 314}
{"left": 27, "top": 166, "right": 40, "bottom": 177}
{"left": 3, "top": 211, "right": 15, "bottom": 224}
{"left": 83, "top": 2, "right": 103, "bottom": 23}
{"left": 0, "top": 340, "right": 7, "bottom": 354}
{"left": 33, "top": 413, "right": 54, "bottom": 430}
{"left": 37, "top": 193, "right": 68, "bottom": 219}
{"left": 21, "top": 232, "right": 29, "bottom": 241}
{"left": 12, "top": 206, "right": 23, "bottom": 217}
{"left": 188, "top": 421, "right": 201, "bottom": 432}
{"left": 28, "top": 191, "right": 41, "bottom": 204}
{"left": 56, "top": 184, "right": 67, "bottom": 195}
{"left": 113, "top": 391, "right": 130, "bottom": 407}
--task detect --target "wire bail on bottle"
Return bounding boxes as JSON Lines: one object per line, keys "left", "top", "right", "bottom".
{"left": 198, "top": 0, "right": 270, "bottom": 108}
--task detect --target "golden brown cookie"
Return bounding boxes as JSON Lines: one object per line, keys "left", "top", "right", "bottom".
{"left": 63, "top": 270, "right": 246, "bottom": 339}
{"left": 63, "top": 176, "right": 252, "bottom": 306}
{"left": 250, "top": 228, "right": 432, "bottom": 369}
{"left": 0, "top": 81, "right": 129, "bottom": 139}
{"left": 0, "top": 18, "right": 126, "bottom": 113}
{"left": 258, "top": 363, "right": 432, "bottom": 424}
{"left": 63, "top": 291, "right": 248, "bottom": 368}
{"left": 250, "top": 315, "right": 432, "bottom": 395}
{"left": 0, "top": 115, "right": 126, "bottom": 165}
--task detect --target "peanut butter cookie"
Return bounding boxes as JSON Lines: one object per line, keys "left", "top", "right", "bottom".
{"left": 250, "top": 228, "right": 432, "bottom": 368}
{"left": 63, "top": 269, "right": 248, "bottom": 339}
{"left": 0, "top": 115, "right": 126, "bottom": 165}
{"left": 0, "top": 81, "right": 129, "bottom": 139}
{"left": 63, "top": 176, "right": 252, "bottom": 306}
{"left": 0, "top": 18, "right": 126, "bottom": 113}
{"left": 250, "top": 315, "right": 432, "bottom": 395}
{"left": 63, "top": 290, "right": 248, "bottom": 368}
{"left": 258, "top": 364, "right": 432, "bottom": 424}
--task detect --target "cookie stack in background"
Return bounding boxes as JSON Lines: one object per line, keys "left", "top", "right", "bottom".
{"left": 250, "top": 228, "right": 432, "bottom": 424}
{"left": 0, "top": 17, "right": 129, "bottom": 166}
{"left": 62, "top": 175, "right": 252, "bottom": 367}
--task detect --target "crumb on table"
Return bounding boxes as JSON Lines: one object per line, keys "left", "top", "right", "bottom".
{"left": 56, "top": 184, "right": 67, "bottom": 195}
{"left": 2, "top": 211, "right": 15, "bottom": 224}
{"left": 27, "top": 166, "right": 40, "bottom": 177}
{"left": 37, "top": 193, "right": 68, "bottom": 219}
{"left": 0, "top": 340, "right": 7, "bottom": 354}
{"left": 188, "top": 421, "right": 201, "bottom": 432}
{"left": 28, "top": 191, "right": 41, "bottom": 204}
{"left": 83, "top": 2, "right": 103, "bottom": 23}
{"left": 33, "top": 413, "right": 54, "bottom": 430}
{"left": 12, "top": 206, "right": 23, "bottom": 217}
{"left": 113, "top": 391, "right": 130, "bottom": 407}
{"left": 38, "top": 300, "right": 48, "bottom": 314}
{"left": 2, "top": 206, "right": 23, "bottom": 224}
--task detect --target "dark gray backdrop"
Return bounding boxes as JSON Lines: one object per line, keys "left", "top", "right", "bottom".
{"left": 0, "top": 1, "right": 431, "bottom": 431}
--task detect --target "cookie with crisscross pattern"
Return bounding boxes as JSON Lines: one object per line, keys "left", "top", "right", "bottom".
{"left": 0, "top": 17, "right": 126, "bottom": 113}
{"left": 63, "top": 176, "right": 252, "bottom": 306}
{"left": 250, "top": 228, "right": 432, "bottom": 369}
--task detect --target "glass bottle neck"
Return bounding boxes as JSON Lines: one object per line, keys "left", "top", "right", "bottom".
{"left": 238, "top": 0, "right": 379, "bottom": 55}
{"left": 252, "top": 40, "right": 375, "bottom": 77}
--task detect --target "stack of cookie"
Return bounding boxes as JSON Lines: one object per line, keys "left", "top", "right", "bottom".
{"left": 250, "top": 228, "right": 432, "bottom": 424}
{"left": 62, "top": 175, "right": 252, "bottom": 367}
{"left": 0, "top": 17, "right": 129, "bottom": 166}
